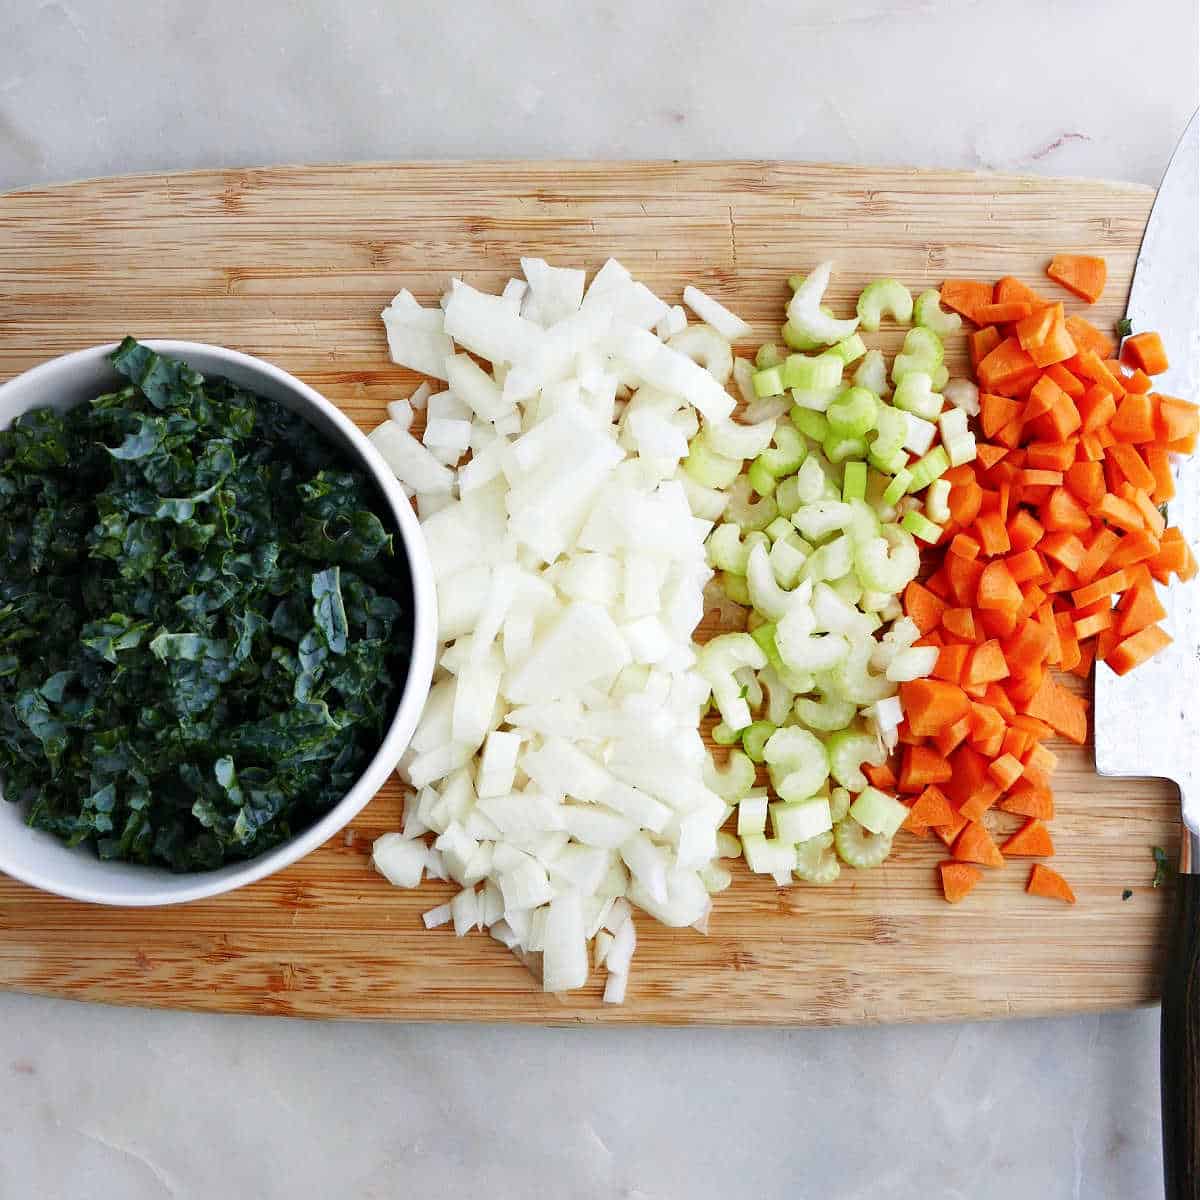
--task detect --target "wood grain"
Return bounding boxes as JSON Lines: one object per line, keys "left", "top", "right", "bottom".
{"left": 0, "top": 162, "right": 1179, "bottom": 1025}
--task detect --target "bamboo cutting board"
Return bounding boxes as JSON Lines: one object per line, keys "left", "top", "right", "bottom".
{"left": 0, "top": 162, "right": 1181, "bottom": 1025}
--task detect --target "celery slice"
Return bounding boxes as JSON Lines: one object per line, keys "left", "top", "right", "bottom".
{"left": 741, "top": 720, "right": 777, "bottom": 764}
{"left": 880, "top": 469, "right": 913, "bottom": 507}
{"left": 793, "top": 830, "right": 840, "bottom": 883}
{"left": 765, "top": 515, "right": 794, "bottom": 543}
{"left": 852, "top": 348, "right": 889, "bottom": 395}
{"left": 790, "top": 407, "right": 830, "bottom": 443}
{"left": 747, "top": 459, "right": 777, "bottom": 497}
{"left": 892, "top": 372, "right": 943, "bottom": 421}
{"left": 737, "top": 797, "right": 768, "bottom": 838}
{"left": 833, "top": 816, "right": 893, "bottom": 868}
{"left": 712, "top": 721, "right": 740, "bottom": 746}
{"left": 703, "top": 748, "right": 758, "bottom": 800}
{"left": 855, "top": 523, "right": 920, "bottom": 594}
{"left": 856, "top": 278, "right": 914, "bottom": 332}
{"left": 755, "top": 343, "right": 783, "bottom": 370}
{"left": 763, "top": 725, "right": 831, "bottom": 801}
{"left": 774, "top": 473, "right": 803, "bottom": 517}
{"left": 769, "top": 534, "right": 809, "bottom": 589}
{"left": 828, "top": 786, "right": 851, "bottom": 824}
{"left": 792, "top": 499, "right": 851, "bottom": 542}
{"left": 842, "top": 460, "right": 868, "bottom": 503}
{"left": 848, "top": 786, "right": 909, "bottom": 837}
{"left": 901, "top": 509, "right": 942, "bottom": 544}
{"left": 826, "top": 728, "right": 886, "bottom": 791}
{"left": 830, "top": 333, "right": 867, "bottom": 366}
{"left": 802, "top": 534, "right": 854, "bottom": 584}
{"left": 905, "top": 445, "right": 950, "bottom": 493}
{"left": 794, "top": 693, "right": 856, "bottom": 732}
{"left": 706, "top": 524, "right": 770, "bottom": 573}
{"left": 684, "top": 432, "right": 743, "bottom": 489}
{"left": 913, "top": 288, "right": 962, "bottom": 336}
{"left": 755, "top": 424, "right": 806, "bottom": 478}
{"left": 771, "top": 796, "right": 833, "bottom": 843}
{"left": 725, "top": 476, "right": 779, "bottom": 531}
{"left": 782, "top": 352, "right": 843, "bottom": 393}
{"left": 823, "top": 433, "right": 867, "bottom": 464}
{"left": 930, "top": 364, "right": 950, "bottom": 390}
{"left": 752, "top": 365, "right": 785, "bottom": 398}
{"left": 721, "top": 570, "right": 750, "bottom": 605}
{"left": 826, "top": 386, "right": 879, "bottom": 439}
{"left": 891, "top": 327, "right": 944, "bottom": 383}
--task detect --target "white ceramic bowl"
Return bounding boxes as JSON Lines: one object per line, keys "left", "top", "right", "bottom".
{"left": 0, "top": 341, "right": 436, "bottom": 905}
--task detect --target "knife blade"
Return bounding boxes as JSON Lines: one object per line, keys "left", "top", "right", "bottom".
{"left": 1094, "top": 111, "right": 1200, "bottom": 873}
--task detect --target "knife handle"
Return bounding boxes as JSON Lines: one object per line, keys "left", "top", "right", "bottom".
{"left": 1162, "top": 863, "right": 1200, "bottom": 1200}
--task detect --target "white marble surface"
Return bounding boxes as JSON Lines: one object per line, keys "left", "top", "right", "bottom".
{"left": 1, "top": 2, "right": 1196, "bottom": 1197}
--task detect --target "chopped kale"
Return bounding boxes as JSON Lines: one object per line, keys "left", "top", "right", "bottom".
{"left": 1115, "top": 317, "right": 1133, "bottom": 340}
{"left": 1121, "top": 888, "right": 1133, "bottom": 901}
{"left": 0, "top": 338, "right": 411, "bottom": 871}
{"left": 1152, "top": 846, "right": 1171, "bottom": 889}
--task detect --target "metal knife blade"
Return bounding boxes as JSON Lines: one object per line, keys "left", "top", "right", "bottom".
{"left": 1094, "top": 111, "right": 1200, "bottom": 864}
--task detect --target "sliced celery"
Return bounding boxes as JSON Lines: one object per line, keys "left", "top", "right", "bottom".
{"left": 755, "top": 343, "right": 783, "bottom": 370}
{"left": 698, "top": 632, "right": 768, "bottom": 732}
{"left": 721, "top": 570, "right": 750, "bottom": 605}
{"left": 771, "top": 796, "right": 833, "bottom": 843}
{"left": 711, "top": 721, "right": 740, "bottom": 746}
{"left": 790, "top": 408, "right": 829, "bottom": 443}
{"left": 752, "top": 365, "right": 785, "bottom": 398}
{"left": 725, "top": 476, "right": 780, "bottom": 532}
{"left": 891, "top": 327, "right": 944, "bottom": 383}
{"left": 737, "top": 797, "right": 768, "bottom": 838}
{"left": 706, "top": 524, "right": 770, "bottom": 573}
{"left": 905, "top": 445, "right": 950, "bottom": 493}
{"left": 892, "top": 372, "right": 943, "bottom": 420}
{"left": 782, "top": 352, "right": 843, "bottom": 393}
{"left": 852, "top": 348, "right": 889, "bottom": 395}
{"left": 901, "top": 509, "right": 942, "bottom": 544}
{"left": 749, "top": 621, "right": 783, "bottom": 673}
{"left": 822, "top": 434, "right": 867, "bottom": 464}
{"left": 848, "top": 786, "right": 909, "bottom": 837}
{"left": 765, "top": 515, "right": 794, "bottom": 543}
{"left": 684, "top": 433, "right": 743, "bottom": 489}
{"left": 842, "top": 460, "right": 868, "bottom": 502}
{"left": 769, "top": 534, "right": 810, "bottom": 589}
{"left": 856, "top": 278, "right": 914, "bottom": 332}
{"left": 826, "top": 728, "right": 886, "bottom": 791}
{"left": 792, "top": 499, "right": 852, "bottom": 541}
{"left": 855, "top": 523, "right": 920, "bottom": 595}
{"left": 833, "top": 816, "right": 893, "bottom": 868}
{"left": 793, "top": 830, "right": 840, "bottom": 884}
{"left": 781, "top": 320, "right": 823, "bottom": 351}
{"left": 802, "top": 534, "right": 854, "bottom": 584}
{"left": 913, "top": 289, "right": 962, "bottom": 336}
{"left": 930, "top": 364, "right": 950, "bottom": 390}
{"left": 763, "top": 725, "right": 831, "bottom": 801}
{"left": 830, "top": 333, "right": 867, "bottom": 365}
{"left": 741, "top": 720, "right": 777, "bottom": 763}
{"left": 880, "top": 469, "right": 913, "bottom": 507}
{"left": 946, "top": 432, "right": 977, "bottom": 467}
{"left": 703, "top": 748, "right": 758, "bottom": 800}
{"left": 794, "top": 693, "right": 856, "bottom": 732}
{"left": 747, "top": 459, "right": 777, "bottom": 497}
{"left": 828, "top": 786, "right": 851, "bottom": 824}
{"left": 755, "top": 424, "right": 806, "bottom": 478}
{"left": 787, "top": 274, "right": 806, "bottom": 292}
{"left": 826, "top": 386, "right": 879, "bottom": 439}
{"left": 774, "top": 473, "right": 804, "bottom": 517}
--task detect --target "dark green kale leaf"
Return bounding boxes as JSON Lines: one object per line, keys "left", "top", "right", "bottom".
{"left": 0, "top": 338, "right": 411, "bottom": 871}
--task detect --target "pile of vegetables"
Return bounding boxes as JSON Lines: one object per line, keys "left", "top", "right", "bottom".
{"left": 370, "top": 259, "right": 754, "bottom": 1000}
{"left": 893, "top": 257, "right": 1198, "bottom": 904}
{"left": 0, "top": 339, "right": 409, "bottom": 870}
{"left": 698, "top": 264, "right": 978, "bottom": 886}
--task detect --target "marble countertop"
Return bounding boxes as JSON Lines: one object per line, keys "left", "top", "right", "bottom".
{"left": 1, "top": 2, "right": 1196, "bottom": 1197}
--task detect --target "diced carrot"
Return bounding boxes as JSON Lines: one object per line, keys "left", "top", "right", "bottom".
{"left": 1002, "top": 819, "right": 1055, "bottom": 857}
{"left": 1024, "top": 374, "right": 1065, "bottom": 424}
{"left": 1074, "top": 527, "right": 1121, "bottom": 584}
{"left": 977, "top": 300, "right": 1036, "bottom": 324}
{"left": 1165, "top": 433, "right": 1198, "bottom": 455}
{"left": 975, "top": 443, "right": 1008, "bottom": 470}
{"left": 1107, "top": 442, "right": 1156, "bottom": 492}
{"left": 1028, "top": 305, "right": 1077, "bottom": 368}
{"left": 1125, "top": 486, "right": 1165, "bottom": 538}
{"left": 1148, "top": 527, "right": 1198, "bottom": 584}
{"left": 904, "top": 580, "right": 948, "bottom": 635}
{"left": 1105, "top": 624, "right": 1172, "bottom": 675}
{"left": 995, "top": 417, "right": 1025, "bottom": 449}
{"left": 977, "top": 337, "right": 1040, "bottom": 397}
{"left": 978, "top": 393, "right": 1022, "bottom": 440}
{"left": 1070, "top": 639, "right": 1096, "bottom": 678}
{"left": 953, "top": 821, "right": 1005, "bottom": 868}
{"left": 1121, "top": 331, "right": 1168, "bottom": 375}
{"left": 1064, "top": 314, "right": 1114, "bottom": 359}
{"left": 898, "top": 744, "right": 953, "bottom": 793}
{"left": 1044, "top": 565, "right": 1078, "bottom": 594}
{"left": 1074, "top": 350, "right": 1126, "bottom": 397}
{"left": 1027, "top": 863, "right": 1076, "bottom": 903}
{"left": 907, "top": 785, "right": 957, "bottom": 830}
{"left": 1110, "top": 392, "right": 1156, "bottom": 443}
{"left": 947, "top": 552, "right": 985, "bottom": 607}
{"left": 977, "top": 560, "right": 1022, "bottom": 615}
{"left": 1006, "top": 509, "right": 1044, "bottom": 552}
{"left": 1071, "top": 567, "right": 1130, "bottom": 609}
{"left": 949, "top": 533, "right": 981, "bottom": 561}
{"left": 963, "top": 640, "right": 1010, "bottom": 686}
{"left": 1001, "top": 726, "right": 1033, "bottom": 762}
{"left": 1006, "top": 548, "right": 1047, "bottom": 585}
{"left": 1041, "top": 487, "right": 1092, "bottom": 534}
{"left": 924, "top": 568, "right": 953, "bottom": 601}
{"left": 934, "top": 713, "right": 973, "bottom": 757}
{"left": 934, "top": 811, "right": 971, "bottom": 848}
{"left": 987, "top": 753, "right": 1024, "bottom": 792}
{"left": 970, "top": 326, "right": 1003, "bottom": 371}
{"left": 933, "top": 642, "right": 970, "bottom": 684}
{"left": 994, "top": 276, "right": 1047, "bottom": 307}
{"left": 1064, "top": 461, "right": 1105, "bottom": 507}
{"left": 1016, "top": 305, "right": 1056, "bottom": 350}
{"left": 1019, "top": 469, "right": 1064, "bottom": 489}
{"left": 1002, "top": 620, "right": 1051, "bottom": 673}
{"left": 1115, "top": 580, "right": 1167, "bottom": 638}
{"left": 1025, "top": 441, "right": 1078, "bottom": 472}
{"left": 974, "top": 510, "right": 1010, "bottom": 556}
{"left": 1092, "top": 492, "right": 1144, "bottom": 534}
{"left": 960, "top": 782, "right": 1002, "bottom": 821}
{"left": 862, "top": 762, "right": 897, "bottom": 791}
{"left": 1155, "top": 395, "right": 1200, "bottom": 444}
{"left": 1043, "top": 362, "right": 1086, "bottom": 399}
{"left": 1144, "top": 446, "right": 1175, "bottom": 504}
{"left": 899, "top": 680, "right": 971, "bottom": 738}
{"left": 1073, "top": 608, "right": 1114, "bottom": 641}
{"left": 1077, "top": 383, "right": 1117, "bottom": 435}
{"left": 941, "top": 607, "right": 978, "bottom": 641}
{"left": 1054, "top": 610, "right": 1081, "bottom": 672}
{"left": 1078, "top": 432, "right": 1106, "bottom": 462}
{"left": 940, "top": 279, "right": 995, "bottom": 325}
{"left": 939, "top": 861, "right": 983, "bottom": 903}
{"left": 1039, "top": 530, "right": 1086, "bottom": 571}
{"left": 1046, "top": 254, "right": 1107, "bottom": 304}
{"left": 1021, "top": 675, "right": 1088, "bottom": 744}
{"left": 948, "top": 480, "right": 984, "bottom": 529}
{"left": 999, "top": 784, "right": 1054, "bottom": 820}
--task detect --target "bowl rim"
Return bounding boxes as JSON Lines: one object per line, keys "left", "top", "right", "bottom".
{"left": 0, "top": 340, "right": 437, "bottom": 905}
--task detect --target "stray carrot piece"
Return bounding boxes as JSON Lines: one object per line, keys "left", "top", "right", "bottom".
{"left": 1075, "top": 349, "right": 1126, "bottom": 398}
{"left": 1002, "top": 620, "right": 1051, "bottom": 673}
{"left": 903, "top": 580, "right": 948, "bottom": 635}
{"left": 1071, "top": 639, "right": 1096, "bottom": 678}
{"left": 994, "top": 276, "right": 1047, "bottom": 307}
{"left": 939, "top": 861, "right": 983, "bottom": 904}
{"left": 1046, "top": 254, "right": 1107, "bottom": 304}
{"left": 1148, "top": 527, "right": 1198, "bottom": 584}
{"left": 862, "top": 762, "right": 897, "bottom": 791}
{"left": 1001, "top": 726, "right": 1032, "bottom": 762}
{"left": 1000, "top": 784, "right": 1054, "bottom": 820}
{"left": 1121, "top": 331, "right": 1168, "bottom": 375}
{"left": 1064, "top": 460, "right": 1106, "bottom": 507}
{"left": 899, "top": 680, "right": 971, "bottom": 738}
{"left": 934, "top": 811, "right": 971, "bottom": 848}
{"left": 970, "top": 326, "right": 1003, "bottom": 371}
{"left": 940, "top": 279, "right": 995, "bottom": 325}
{"left": 1105, "top": 623, "right": 1172, "bottom": 675}
{"left": 1002, "top": 819, "right": 1055, "bottom": 857}
{"left": 1126, "top": 486, "right": 1166, "bottom": 538}
{"left": 1021, "top": 675, "right": 1088, "bottom": 744}
{"left": 1110, "top": 392, "right": 1156, "bottom": 443}
{"left": 953, "top": 821, "right": 1005, "bottom": 868}
{"left": 1027, "top": 863, "right": 1076, "bottom": 904}
{"left": 908, "top": 785, "right": 957, "bottom": 830}
{"left": 1073, "top": 609, "right": 1114, "bottom": 641}
{"left": 1028, "top": 305, "right": 1078, "bottom": 368}
{"left": 1055, "top": 610, "right": 1081, "bottom": 672}
{"left": 987, "top": 754, "right": 1024, "bottom": 792}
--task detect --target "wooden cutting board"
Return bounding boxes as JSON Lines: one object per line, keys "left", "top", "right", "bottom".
{"left": 0, "top": 162, "right": 1180, "bottom": 1025}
